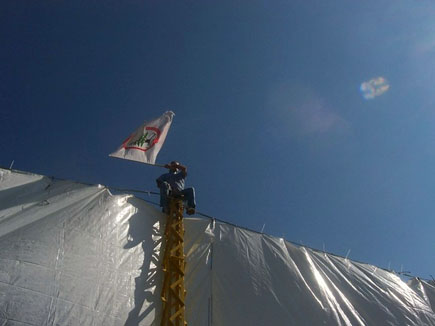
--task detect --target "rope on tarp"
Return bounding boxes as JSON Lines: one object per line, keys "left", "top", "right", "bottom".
{"left": 107, "top": 186, "right": 160, "bottom": 196}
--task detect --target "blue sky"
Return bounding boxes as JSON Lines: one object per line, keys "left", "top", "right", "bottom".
{"left": 1, "top": 0, "right": 435, "bottom": 279}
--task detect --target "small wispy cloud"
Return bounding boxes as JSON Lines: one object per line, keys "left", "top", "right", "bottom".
{"left": 268, "top": 83, "right": 348, "bottom": 136}
{"left": 414, "top": 38, "right": 435, "bottom": 56}
{"left": 360, "top": 77, "right": 390, "bottom": 100}
{"left": 289, "top": 98, "right": 348, "bottom": 134}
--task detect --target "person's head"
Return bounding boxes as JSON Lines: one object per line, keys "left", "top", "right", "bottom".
{"left": 169, "top": 161, "right": 179, "bottom": 172}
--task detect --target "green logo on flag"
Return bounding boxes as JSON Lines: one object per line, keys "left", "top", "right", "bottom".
{"left": 124, "top": 127, "right": 161, "bottom": 152}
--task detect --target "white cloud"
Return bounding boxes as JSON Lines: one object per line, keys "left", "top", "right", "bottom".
{"left": 360, "top": 77, "right": 390, "bottom": 100}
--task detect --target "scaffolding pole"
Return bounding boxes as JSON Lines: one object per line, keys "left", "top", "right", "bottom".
{"left": 161, "top": 197, "right": 187, "bottom": 326}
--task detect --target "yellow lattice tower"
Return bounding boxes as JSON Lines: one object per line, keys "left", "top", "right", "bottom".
{"left": 161, "top": 197, "right": 187, "bottom": 326}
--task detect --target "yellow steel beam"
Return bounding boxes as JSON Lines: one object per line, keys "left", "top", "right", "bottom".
{"left": 160, "top": 197, "right": 187, "bottom": 326}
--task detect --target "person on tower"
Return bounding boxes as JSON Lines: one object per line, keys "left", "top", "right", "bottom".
{"left": 156, "top": 161, "right": 196, "bottom": 215}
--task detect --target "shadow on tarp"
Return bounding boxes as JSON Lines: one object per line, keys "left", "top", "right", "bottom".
{"left": 0, "top": 175, "right": 52, "bottom": 211}
{"left": 124, "top": 196, "right": 164, "bottom": 326}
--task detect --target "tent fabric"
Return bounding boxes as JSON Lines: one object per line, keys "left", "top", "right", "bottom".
{"left": 1, "top": 168, "right": 435, "bottom": 325}
{"left": 0, "top": 168, "right": 165, "bottom": 326}
{"left": 185, "top": 219, "right": 435, "bottom": 325}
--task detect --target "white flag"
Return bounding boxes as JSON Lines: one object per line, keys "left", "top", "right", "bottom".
{"left": 109, "top": 111, "right": 175, "bottom": 165}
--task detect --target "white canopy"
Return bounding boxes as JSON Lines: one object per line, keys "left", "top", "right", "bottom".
{"left": 1, "top": 168, "right": 434, "bottom": 325}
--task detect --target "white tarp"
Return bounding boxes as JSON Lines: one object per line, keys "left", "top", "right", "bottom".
{"left": 0, "top": 168, "right": 165, "bottom": 326}
{"left": 1, "top": 168, "right": 435, "bottom": 325}
{"left": 185, "top": 219, "right": 435, "bottom": 325}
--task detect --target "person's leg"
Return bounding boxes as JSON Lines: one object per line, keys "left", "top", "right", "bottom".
{"left": 160, "top": 182, "right": 171, "bottom": 210}
{"left": 181, "top": 187, "right": 196, "bottom": 209}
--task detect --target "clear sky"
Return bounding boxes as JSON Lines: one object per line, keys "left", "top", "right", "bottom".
{"left": 1, "top": 0, "right": 435, "bottom": 279}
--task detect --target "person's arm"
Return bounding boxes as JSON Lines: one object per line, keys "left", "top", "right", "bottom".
{"left": 171, "top": 161, "right": 187, "bottom": 177}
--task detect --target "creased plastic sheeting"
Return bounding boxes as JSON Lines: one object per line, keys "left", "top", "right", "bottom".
{"left": 0, "top": 169, "right": 165, "bottom": 326}
{"left": 2, "top": 168, "right": 435, "bottom": 326}
{"left": 409, "top": 278, "right": 435, "bottom": 314}
{"left": 184, "top": 219, "right": 435, "bottom": 326}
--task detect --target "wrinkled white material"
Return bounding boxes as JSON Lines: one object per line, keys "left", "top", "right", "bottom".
{"left": 1, "top": 168, "right": 435, "bottom": 326}
{"left": 109, "top": 111, "right": 174, "bottom": 164}
{"left": 185, "top": 220, "right": 435, "bottom": 325}
{"left": 0, "top": 169, "right": 165, "bottom": 326}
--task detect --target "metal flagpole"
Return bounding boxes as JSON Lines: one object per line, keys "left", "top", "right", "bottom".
{"left": 108, "top": 155, "right": 166, "bottom": 168}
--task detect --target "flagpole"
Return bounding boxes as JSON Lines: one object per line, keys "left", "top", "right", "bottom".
{"left": 109, "top": 155, "right": 167, "bottom": 168}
